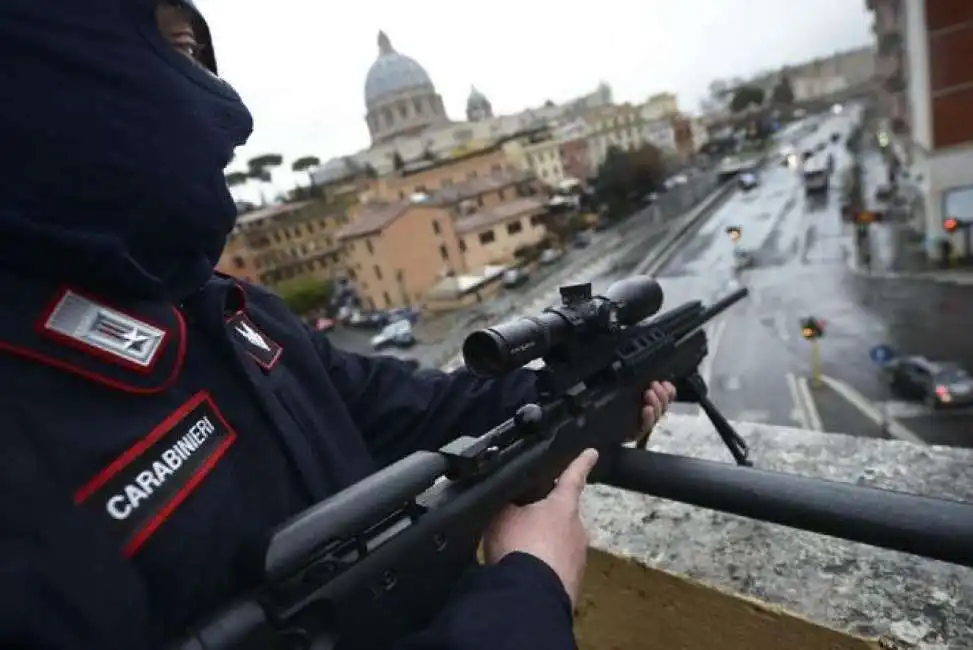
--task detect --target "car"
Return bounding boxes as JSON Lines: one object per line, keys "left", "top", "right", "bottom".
{"left": 885, "top": 356, "right": 973, "bottom": 409}
{"left": 349, "top": 310, "right": 388, "bottom": 329}
{"left": 370, "top": 319, "right": 416, "bottom": 350}
{"left": 387, "top": 306, "right": 421, "bottom": 325}
{"left": 830, "top": 131, "right": 841, "bottom": 143}
{"left": 572, "top": 232, "right": 592, "bottom": 249}
{"left": 502, "top": 267, "right": 530, "bottom": 288}
{"left": 539, "top": 248, "right": 563, "bottom": 265}
{"left": 738, "top": 171, "right": 758, "bottom": 191}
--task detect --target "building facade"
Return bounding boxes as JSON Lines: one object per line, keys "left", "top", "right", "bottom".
{"left": 216, "top": 200, "right": 350, "bottom": 289}
{"left": 338, "top": 169, "right": 547, "bottom": 309}
{"left": 866, "top": 0, "right": 973, "bottom": 258}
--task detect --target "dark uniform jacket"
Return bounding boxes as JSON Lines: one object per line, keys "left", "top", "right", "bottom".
{"left": 0, "top": 273, "right": 575, "bottom": 650}
{"left": 0, "top": 0, "right": 577, "bottom": 647}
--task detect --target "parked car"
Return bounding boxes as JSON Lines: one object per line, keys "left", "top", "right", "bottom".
{"left": 371, "top": 319, "right": 416, "bottom": 350}
{"left": 738, "top": 171, "right": 759, "bottom": 191}
{"left": 313, "top": 317, "right": 335, "bottom": 332}
{"left": 885, "top": 356, "right": 973, "bottom": 409}
{"left": 539, "top": 248, "right": 564, "bottom": 265}
{"left": 387, "top": 306, "right": 421, "bottom": 325}
{"left": 572, "top": 232, "right": 592, "bottom": 249}
{"left": 502, "top": 267, "right": 530, "bottom": 289}
{"left": 349, "top": 310, "right": 388, "bottom": 329}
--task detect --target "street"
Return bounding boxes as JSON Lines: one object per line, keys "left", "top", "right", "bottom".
{"left": 660, "top": 106, "right": 973, "bottom": 448}
{"left": 327, "top": 106, "right": 973, "bottom": 449}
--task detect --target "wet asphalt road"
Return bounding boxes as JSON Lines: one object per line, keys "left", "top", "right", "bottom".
{"left": 658, "top": 107, "right": 973, "bottom": 448}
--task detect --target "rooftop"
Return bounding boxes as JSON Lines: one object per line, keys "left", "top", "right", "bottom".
{"left": 581, "top": 414, "right": 973, "bottom": 649}
{"left": 429, "top": 169, "right": 532, "bottom": 205}
{"left": 454, "top": 197, "right": 546, "bottom": 234}
{"left": 335, "top": 200, "right": 412, "bottom": 241}
{"left": 236, "top": 201, "right": 314, "bottom": 227}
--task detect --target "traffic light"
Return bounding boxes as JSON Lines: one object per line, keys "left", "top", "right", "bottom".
{"left": 944, "top": 217, "right": 959, "bottom": 233}
{"left": 726, "top": 225, "right": 742, "bottom": 242}
{"left": 800, "top": 316, "right": 825, "bottom": 340}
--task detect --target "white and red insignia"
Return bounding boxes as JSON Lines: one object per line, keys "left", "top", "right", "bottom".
{"left": 42, "top": 290, "right": 167, "bottom": 372}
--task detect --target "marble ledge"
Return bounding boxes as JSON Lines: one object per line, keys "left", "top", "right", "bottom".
{"left": 582, "top": 414, "right": 973, "bottom": 649}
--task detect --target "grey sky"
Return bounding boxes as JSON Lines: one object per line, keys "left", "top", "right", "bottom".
{"left": 197, "top": 0, "right": 873, "bottom": 173}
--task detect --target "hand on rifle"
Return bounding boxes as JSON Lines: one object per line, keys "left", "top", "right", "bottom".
{"left": 482, "top": 381, "right": 676, "bottom": 607}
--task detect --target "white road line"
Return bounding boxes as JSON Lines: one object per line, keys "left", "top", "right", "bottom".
{"left": 819, "top": 375, "right": 925, "bottom": 445}
{"left": 785, "top": 372, "right": 811, "bottom": 430}
{"left": 796, "top": 376, "right": 824, "bottom": 431}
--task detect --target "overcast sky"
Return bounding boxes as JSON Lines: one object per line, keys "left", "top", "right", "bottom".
{"left": 197, "top": 0, "right": 873, "bottom": 176}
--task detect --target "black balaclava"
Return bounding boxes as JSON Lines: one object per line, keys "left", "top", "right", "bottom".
{"left": 0, "top": 0, "right": 254, "bottom": 301}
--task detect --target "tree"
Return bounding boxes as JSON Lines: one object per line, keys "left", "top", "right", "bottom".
{"left": 363, "top": 163, "right": 378, "bottom": 179}
{"left": 247, "top": 153, "right": 283, "bottom": 206}
{"left": 591, "top": 143, "right": 665, "bottom": 218}
{"left": 729, "top": 85, "right": 765, "bottom": 113}
{"left": 771, "top": 75, "right": 795, "bottom": 106}
{"left": 276, "top": 276, "right": 334, "bottom": 316}
{"left": 225, "top": 170, "right": 249, "bottom": 188}
{"left": 291, "top": 155, "right": 321, "bottom": 187}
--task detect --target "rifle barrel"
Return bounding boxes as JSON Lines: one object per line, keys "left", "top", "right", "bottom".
{"left": 605, "top": 448, "right": 973, "bottom": 568}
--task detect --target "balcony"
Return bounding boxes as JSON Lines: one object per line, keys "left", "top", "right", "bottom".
{"left": 573, "top": 414, "right": 971, "bottom": 649}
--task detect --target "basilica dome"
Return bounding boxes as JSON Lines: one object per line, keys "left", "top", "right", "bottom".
{"left": 365, "top": 31, "right": 434, "bottom": 108}
{"left": 363, "top": 31, "right": 450, "bottom": 147}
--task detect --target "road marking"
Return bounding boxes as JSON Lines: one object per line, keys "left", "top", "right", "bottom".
{"left": 796, "top": 376, "right": 824, "bottom": 431}
{"left": 819, "top": 375, "right": 925, "bottom": 445}
{"left": 773, "top": 312, "right": 791, "bottom": 341}
{"left": 785, "top": 372, "right": 811, "bottom": 430}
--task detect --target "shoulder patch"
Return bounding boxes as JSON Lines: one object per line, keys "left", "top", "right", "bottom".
{"left": 73, "top": 392, "right": 237, "bottom": 556}
{"left": 226, "top": 311, "right": 283, "bottom": 371}
{"left": 41, "top": 289, "right": 167, "bottom": 372}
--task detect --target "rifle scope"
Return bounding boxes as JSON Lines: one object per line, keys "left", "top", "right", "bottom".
{"left": 463, "top": 275, "right": 663, "bottom": 377}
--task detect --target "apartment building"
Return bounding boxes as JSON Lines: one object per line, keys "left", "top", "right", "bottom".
{"left": 337, "top": 170, "right": 548, "bottom": 309}
{"left": 366, "top": 142, "right": 519, "bottom": 202}
{"left": 866, "top": 0, "right": 973, "bottom": 257}
{"left": 216, "top": 199, "right": 350, "bottom": 289}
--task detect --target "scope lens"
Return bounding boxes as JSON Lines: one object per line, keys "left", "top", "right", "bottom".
{"left": 462, "top": 330, "right": 509, "bottom": 377}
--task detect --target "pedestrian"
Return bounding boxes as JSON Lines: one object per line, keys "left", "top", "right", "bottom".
{"left": 0, "top": 2, "right": 676, "bottom": 650}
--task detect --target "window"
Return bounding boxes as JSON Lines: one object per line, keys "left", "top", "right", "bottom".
{"left": 432, "top": 219, "right": 441, "bottom": 235}
{"left": 383, "top": 291, "right": 392, "bottom": 307}
{"left": 491, "top": 163, "right": 502, "bottom": 173}
{"left": 413, "top": 99, "right": 424, "bottom": 114}
{"left": 478, "top": 230, "right": 495, "bottom": 245}
{"left": 441, "top": 178, "right": 454, "bottom": 187}
{"left": 374, "top": 264, "right": 382, "bottom": 280}
{"left": 467, "top": 170, "right": 478, "bottom": 180}
{"left": 348, "top": 268, "right": 357, "bottom": 280}
{"left": 498, "top": 189, "right": 505, "bottom": 201}
{"left": 232, "top": 256, "right": 245, "bottom": 269}
{"left": 396, "top": 269, "right": 404, "bottom": 282}
{"left": 398, "top": 102, "right": 408, "bottom": 119}
{"left": 459, "top": 239, "right": 467, "bottom": 252}
{"left": 506, "top": 221, "right": 523, "bottom": 235}
{"left": 366, "top": 240, "right": 374, "bottom": 255}
{"left": 439, "top": 244, "right": 449, "bottom": 261}
{"left": 530, "top": 215, "right": 543, "bottom": 227}
{"left": 305, "top": 223, "right": 314, "bottom": 234}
